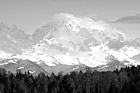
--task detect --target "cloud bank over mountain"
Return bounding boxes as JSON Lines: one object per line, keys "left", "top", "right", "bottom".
{"left": 0, "top": 23, "right": 32, "bottom": 54}
{"left": 111, "top": 14, "right": 140, "bottom": 24}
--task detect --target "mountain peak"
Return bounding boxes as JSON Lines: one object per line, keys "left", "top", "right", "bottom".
{"left": 53, "top": 13, "right": 109, "bottom": 33}
{"left": 22, "top": 13, "right": 138, "bottom": 67}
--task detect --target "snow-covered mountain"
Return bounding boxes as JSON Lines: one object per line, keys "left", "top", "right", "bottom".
{"left": 0, "top": 13, "right": 140, "bottom": 74}
{"left": 22, "top": 13, "right": 140, "bottom": 67}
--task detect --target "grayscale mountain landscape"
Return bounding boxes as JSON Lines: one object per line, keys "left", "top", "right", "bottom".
{"left": 0, "top": 0, "right": 140, "bottom": 93}
{"left": 0, "top": 13, "right": 140, "bottom": 75}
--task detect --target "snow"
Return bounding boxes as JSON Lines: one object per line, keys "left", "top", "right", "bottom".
{"left": 18, "top": 66, "right": 24, "bottom": 69}
{"left": 0, "top": 51, "right": 12, "bottom": 60}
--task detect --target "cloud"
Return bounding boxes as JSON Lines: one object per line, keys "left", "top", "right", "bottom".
{"left": 52, "top": 13, "right": 126, "bottom": 42}
{"left": 111, "top": 14, "right": 140, "bottom": 24}
{"left": 34, "top": 13, "right": 127, "bottom": 51}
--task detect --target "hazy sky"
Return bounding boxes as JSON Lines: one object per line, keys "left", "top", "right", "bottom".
{"left": 0, "top": 0, "right": 140, "bottom": 39}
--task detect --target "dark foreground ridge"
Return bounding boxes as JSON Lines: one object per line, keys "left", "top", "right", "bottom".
{"left": 0, "top": 66, "right": 140, "bottom": 93}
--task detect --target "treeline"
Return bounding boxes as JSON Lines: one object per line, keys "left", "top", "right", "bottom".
{"left": 0, "top": 66, "right": 140, "bottom": 93}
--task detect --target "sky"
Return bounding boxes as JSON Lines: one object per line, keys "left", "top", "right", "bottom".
{"left": 0, "top": 0, "right": 140, "bottom": 39}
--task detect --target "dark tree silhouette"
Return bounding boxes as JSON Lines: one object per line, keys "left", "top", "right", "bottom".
{"left": 0, "top": 65, "right": 140, "bottom": 93}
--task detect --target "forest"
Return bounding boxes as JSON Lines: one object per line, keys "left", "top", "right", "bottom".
{"left": 0, "top": 66, "right": 140, "bottom": 93}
